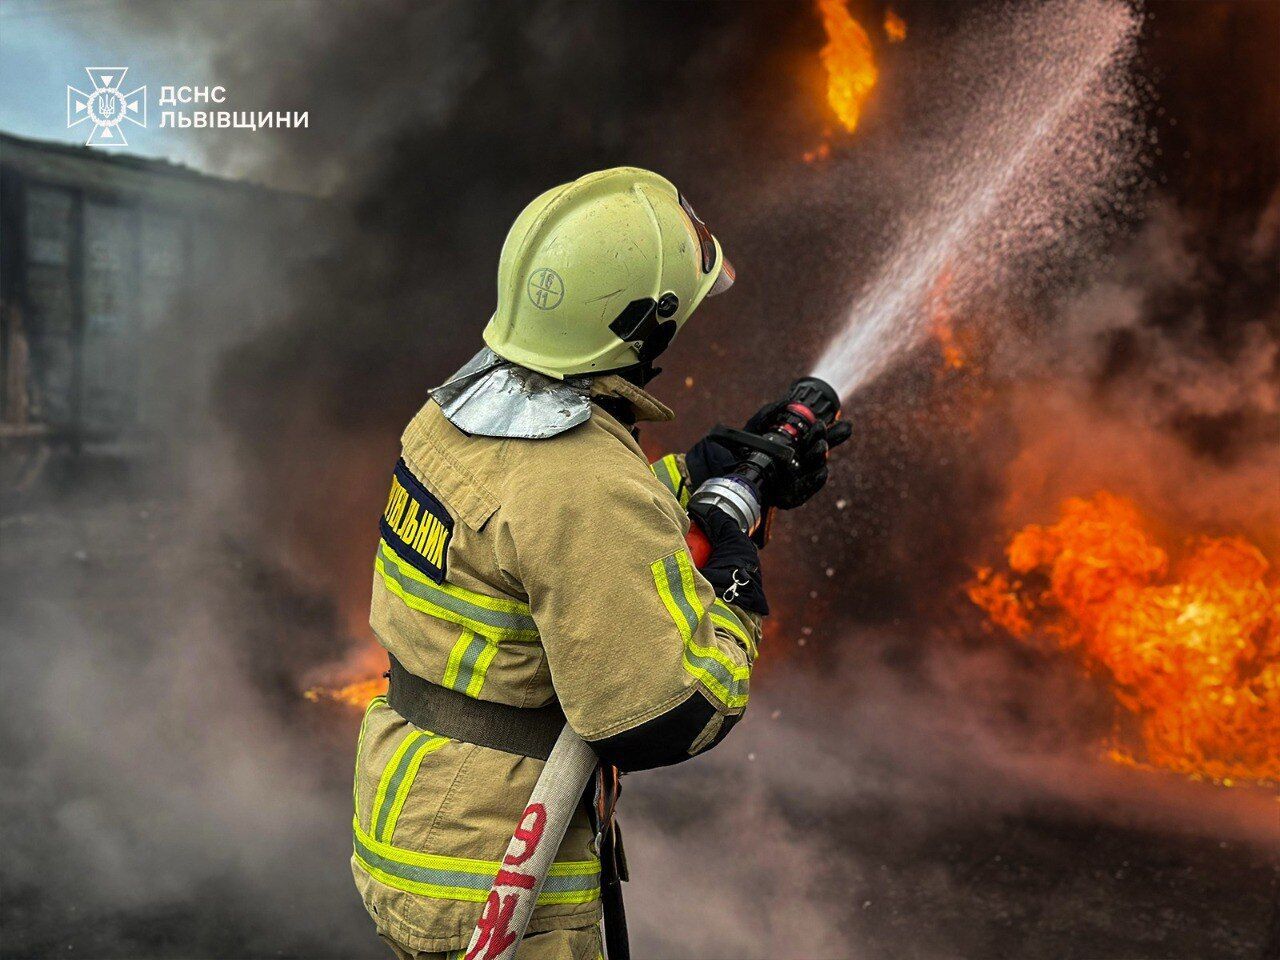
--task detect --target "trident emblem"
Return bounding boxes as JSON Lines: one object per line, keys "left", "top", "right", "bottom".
{"left": 68, "top": 68, "right": 146, "bottom": 148}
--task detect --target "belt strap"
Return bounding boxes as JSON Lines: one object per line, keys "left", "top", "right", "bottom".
{"left": 386, "top": 656, "right": 567, "bottom": 761}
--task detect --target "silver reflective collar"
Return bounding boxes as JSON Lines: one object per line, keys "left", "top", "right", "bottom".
{"left": 431, "top": 348, "right": 596, "bottom": 439}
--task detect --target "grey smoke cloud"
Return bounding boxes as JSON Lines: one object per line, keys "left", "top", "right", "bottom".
{"left": 621, "top": 632, "right": 1280, "bottom": 959}
{"left": 0, "top": 514, "right": 375, "bottom": 956}
{"left": 3, "top": 1, "right": 1277, "bottom": 958}
{"left": 988, "top": 198, "right": 1280, "bottom": 546}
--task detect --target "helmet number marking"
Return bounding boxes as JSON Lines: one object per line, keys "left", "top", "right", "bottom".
{"left": 526, "top": 268, "right": 564, "bottom": 310}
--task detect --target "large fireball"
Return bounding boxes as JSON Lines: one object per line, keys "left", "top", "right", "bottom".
{"left": 969, "top": 492, "right": 1279, "bottom": 787}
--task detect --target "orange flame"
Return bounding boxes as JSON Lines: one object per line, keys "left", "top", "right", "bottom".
{"left": 815, "top": 0, "right": 879, "bottom": 134}
{"left": 884, "top": 7, "right": 907, "bottom": 43}
{"left": 927, "top": 269, "right": 968, "bottom": 372}
{"left": 802, "top": 140, "right": 833, "bottom": 164}
{"left": 968, "top": 492, "right": 1280, "bottom": 787}
{"left": 303, "top": 637, "right": 390, "bottom": 709}
{"left": 304, "top": 675, "right": 387, "bottom": 708}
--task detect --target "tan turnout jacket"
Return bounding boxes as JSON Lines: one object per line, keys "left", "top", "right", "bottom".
{"left": 351, "top": 375, "right": 761, "bottom": 953}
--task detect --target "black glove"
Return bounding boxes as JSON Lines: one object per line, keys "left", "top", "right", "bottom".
{"left": 742, "top": 401, "right": 853, "bottom": 510}
{"left": 684, "top": 435, "right": 738, "bottom": 491}
{"left": 688, "top": 502, "right": 768, "bottom": 616}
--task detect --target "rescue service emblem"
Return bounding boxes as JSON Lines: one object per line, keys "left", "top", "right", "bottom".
{"left": 381, "top": 459, "right": 453, "bottom": 583}
{"left": 526, "top": 268, "right": 564, "bottom": 310}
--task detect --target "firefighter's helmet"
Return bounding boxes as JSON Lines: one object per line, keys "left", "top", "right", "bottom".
{"left": 483, "top": 167, "right": 735, "bottom": 379}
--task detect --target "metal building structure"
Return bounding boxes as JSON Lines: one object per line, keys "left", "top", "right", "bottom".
{"left": 0, "top": 131, "right": 321, "bottom": 466}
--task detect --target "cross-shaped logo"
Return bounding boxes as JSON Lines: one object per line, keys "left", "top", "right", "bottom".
{"left": 67, "top": 67, "right": 146, "bottom": 147}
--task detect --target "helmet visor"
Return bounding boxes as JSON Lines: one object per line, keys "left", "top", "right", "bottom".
{"left": 707, "top": 256, "right": 736, "bottom": 297}
{"left": 678, "top": 192, "right": 719, "bottom": 275}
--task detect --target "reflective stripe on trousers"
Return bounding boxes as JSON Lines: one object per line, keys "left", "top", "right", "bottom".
{"left": 354, "top": 707, "right": 600, "bottom": 906}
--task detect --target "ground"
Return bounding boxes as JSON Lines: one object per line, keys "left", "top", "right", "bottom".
{"left": 1, "top": 467, "right": 1276, "bottom": 960}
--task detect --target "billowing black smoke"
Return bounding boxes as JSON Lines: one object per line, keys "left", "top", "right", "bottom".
{"left": 2, "top": 2, "right": 1277, "bottom": 958}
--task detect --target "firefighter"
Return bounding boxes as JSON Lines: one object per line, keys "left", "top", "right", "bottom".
{"left": 352, "top": 167, "right": 841, "bottom": 959}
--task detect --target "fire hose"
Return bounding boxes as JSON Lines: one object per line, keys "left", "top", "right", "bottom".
{"left": 466, "top": 376, "right": 843, "bottom": 960}
{"left": 462, "top": 726, "right": 599, "bottom": 960}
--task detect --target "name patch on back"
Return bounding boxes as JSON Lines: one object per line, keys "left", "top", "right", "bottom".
{"left": 381, "top": 458, "right": 453, "bottom": 583}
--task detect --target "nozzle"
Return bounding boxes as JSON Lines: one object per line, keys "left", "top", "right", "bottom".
{"left": 787, "top": 376, "right": 841, "bottom": 426}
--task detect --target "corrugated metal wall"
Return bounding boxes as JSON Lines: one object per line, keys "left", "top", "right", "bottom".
{"left": 16, "top": 186, "right": 187, "bottom": 438}
{"left": 1, "top": 138, "right": 320, "bottom": 450}
{"left": 22, "top": 184, "right": 79, "bottom": 429}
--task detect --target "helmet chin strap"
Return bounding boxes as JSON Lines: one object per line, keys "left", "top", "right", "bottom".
{"left": 592, "top": 392, "right": 638, "bottom": 427}
{"left": 635, "top": 319, "right": 677, "bottom": 365}
{"left": 587, "top": 360, "right": 660, "bottom": 428}
{"left": 619, "top": 361, "right": 662, "bottom": 388}
{"left": 599, "top": 314, "right": 674, "bottom": 389}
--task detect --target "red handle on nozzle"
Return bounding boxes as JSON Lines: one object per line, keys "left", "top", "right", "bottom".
{"left": 685, "top": 521, "right": 713, "bottom": 569}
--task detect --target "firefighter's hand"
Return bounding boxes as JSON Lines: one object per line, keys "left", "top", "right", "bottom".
{"left": 684, "top": 435, "right": 738, "bottom": 491}
{"left": 688, "top": 401, "right": 824, "bottom": 490}
{"left": 688, "top": 503, "right": 768, "bottom": 615}
{"left": 686, "top": 402, "right": 853, "bottom": 491}
{"left": 688, "top": 401, "right": 798, "bottom": 489}
{"left": 770, "top": 415, "right": 852, "bottom": 510}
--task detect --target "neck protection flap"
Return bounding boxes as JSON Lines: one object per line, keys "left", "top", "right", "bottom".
{"left": 431, "top": 348, "right": 595, "bottom": 439}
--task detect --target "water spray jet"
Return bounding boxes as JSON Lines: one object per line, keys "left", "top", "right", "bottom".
{"left": 810, "top": 0, "right": 1142, "bottom": 400}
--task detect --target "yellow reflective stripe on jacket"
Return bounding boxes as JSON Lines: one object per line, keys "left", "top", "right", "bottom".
{"left": 375, "top": 539, "right": 539, "bottom": 642}
{"left": 353, "top": 818, "right": 600, "bottom": 905}
{"left": 710, "top": 599, "right": 757, "bottom": 660}
{"left": 369, "top": 730, "right": 450, "bottom": 844}
{"left": 651, "top": 550, "right": 750, "bottom": 709}
{"left": 441, "top": 628, "right": 499, "bottom": 698}
{"left": 649, "top": 454, "right": 689, "bottom": 507}
{"left": 652, "top": 549, "right": 704, "bottom": 641}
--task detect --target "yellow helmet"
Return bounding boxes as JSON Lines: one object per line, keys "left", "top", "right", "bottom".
{"left": 483, "top": 167, "right": 735, "bottom": 379}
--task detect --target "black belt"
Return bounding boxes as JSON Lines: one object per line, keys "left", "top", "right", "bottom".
{"left": 385, "top": 656, "right": 567, "bottom": 761}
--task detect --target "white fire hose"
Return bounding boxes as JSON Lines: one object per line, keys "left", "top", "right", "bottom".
{"left": 464, "top": 725, "right": 598, "bottom": 960}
